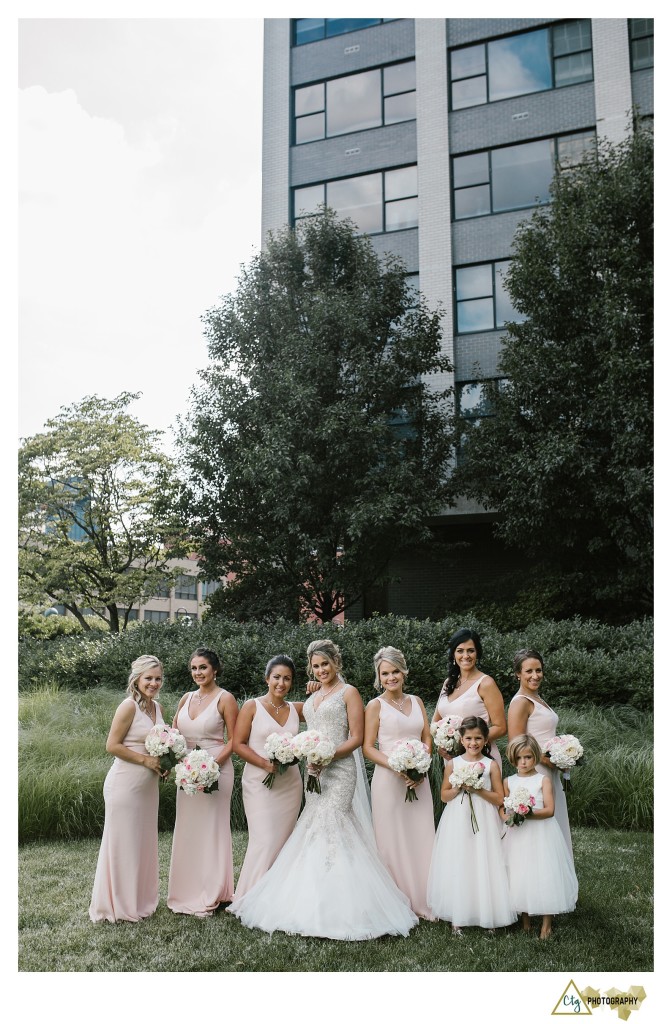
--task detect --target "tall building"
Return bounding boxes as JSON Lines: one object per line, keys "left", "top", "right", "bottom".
{"left": 261, "top": 18, "right": 653, "bottom": 619}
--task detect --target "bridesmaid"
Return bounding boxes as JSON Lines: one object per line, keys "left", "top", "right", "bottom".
{"left": 507, "top": 648, "right": 573, "bottom": 856}
{"left": 89, "top": 655, "right": 166, "bottom": 923}
{"left": 363, "top": 646, "right": 435, "bottom": 919}
{"left": 431, "top": 627, "right": 506, "bottom": 770}
{"left": 232, "top": 654, "right": 304, "bottom": 899}
{"left": 167, "top": 647, "right": 238, "bottom": 916}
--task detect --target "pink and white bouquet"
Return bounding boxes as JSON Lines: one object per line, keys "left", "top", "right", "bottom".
{"left": 543, "top": 734, "right": 584, "bottom": 792}
{"left": 144, "top": 724, "right": 188, "bottom": 775}
{"left": 430, "top": 715, "right": 463, "bottom": 756}
{"left": 262, "top": 731, "right": 299, "bottom": 789}
{"left": 502, "top": 787, "right": 536, "bottom": 828}
{"left": 449, "top": 760, "right": 486, "bottom": 833}
{"left": 387, "top": 738, "right": 432, "bottom": 803}
{"left": 174, "top": 748, "right": 220, "bottom": 794}
{"left": 292, "top": 730, "right": 336, "bottom": 794}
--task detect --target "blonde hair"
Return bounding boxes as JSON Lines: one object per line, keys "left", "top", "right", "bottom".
{"left": 373, "top": 646, "right": 408, "bottom": 692}
{"left": 306, "top": 639, "right": 344, "bottom": 681}
{"left": 127, "top": 654, "right": 163, "bottom": 710}
{"left": 506, "top": 734, "right": 542, "bottom": 768}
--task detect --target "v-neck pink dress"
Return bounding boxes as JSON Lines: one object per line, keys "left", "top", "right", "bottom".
{"left": 370, "top": 696, "right": 435, "bottom": 919}
{"left": 436, "top": 675, "right": 502, "bottom": 769}
{"left": 167, "top": 691, "right": 234, "bottom": 916}
{"left": 89, "top": 698, "right": 164, "bottom": 923}
{"left": 234, "top": 699, "right": 303, "bottom": 899}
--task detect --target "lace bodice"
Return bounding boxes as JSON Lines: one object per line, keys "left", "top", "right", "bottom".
{"left": 304, "top": 686, "right": 350, "bottom": 746}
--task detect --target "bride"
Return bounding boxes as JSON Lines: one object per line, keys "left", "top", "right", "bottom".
{"left": 228, "top": 638, "right": 418, "bottom": 940}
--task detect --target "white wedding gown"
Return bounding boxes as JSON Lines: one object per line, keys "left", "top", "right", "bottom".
{"left": 228, "top": 686, "right": 419, "bottom": 940}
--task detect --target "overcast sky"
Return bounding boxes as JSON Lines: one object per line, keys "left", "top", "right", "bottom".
{"left": 18, "top": 16, "right": 264, "bottom": 446}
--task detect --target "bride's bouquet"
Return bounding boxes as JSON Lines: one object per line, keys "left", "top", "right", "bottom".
{"left": 144, "top": 725, "right": 188, "bottom": 776}
{"left": 502, "top": 787, "right": 536, "bottom": 828}
{"left": 387, "top": 738, "right": 432, "bottom": 803}
{"left": 292, "top": 730, "right": 336, "bottom": 794}
{"left": 449, "top": 760, "right": 486, "bottom": 833}
{"left": 174, "top": 748, "right": 220, "bottom": 794}
{"left": 262, "top": 731, "right": 299, "bottom": 789}
{"left": 430, "top": 715, "right": 463, "bottom": 756}
{"left": 543, "top": 734, "right": 584, "bottom": 792}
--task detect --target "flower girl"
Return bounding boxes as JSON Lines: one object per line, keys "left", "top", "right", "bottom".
{"left": 427, "top": 716, "right": 516, "bottom": 933}
{"left": 501, "top": 735, "right": 578, "bottom": 939}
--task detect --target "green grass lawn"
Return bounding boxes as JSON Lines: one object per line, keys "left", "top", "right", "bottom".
{"left": 18, "top": 826, "right": 652, "bottom": 973}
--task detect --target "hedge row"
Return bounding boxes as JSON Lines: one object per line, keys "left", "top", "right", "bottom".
{"left": 18, "top": 614, "right": 653, "bottom": 710}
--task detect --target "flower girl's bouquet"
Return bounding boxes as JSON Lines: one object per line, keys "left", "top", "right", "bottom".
{"left": 144, "top": 724, "right": 188, "bottom": 776}
{"left": 449, "top": 760, "right": 486, "bottom": 833}
{"left": 387, "top": 738, "right": 432, "bottom": 803}
{"left": 174, "top": 748, "right": 220, "bottom": 794}
{"left": 543, "top": 734, "right": 584, "bottom": 792}
{"left": 430, "top": 715, "right": 463, "bottom": 756}
{"left": 502, "top": 788, "right": 536, "bottom": 828}
{"left": 262, "top": 731, "right": 299, "bottom": 789}
{"left": 292, "top": 730, "right": 336, "bottom": 794}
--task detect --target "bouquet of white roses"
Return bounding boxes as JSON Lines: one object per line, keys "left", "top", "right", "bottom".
{"left": 174, "top": 748, "right": 220, "bottom": 794}
{"left": 144, "top": 724, "right": 188, "bottom": 775}
{"left": 292, "top": 730, "right": 336, "bottom": 794}
{"left": 543, "top": 734, "right": 584, "bottom": 792}
{"left": 502, "top": 787, "right": 536, "bottom": 828}
{"left": 430, "top": 715, "right": 463, "bottom": 756}
{"left": 449, "top": 760, "right": 486, "bottom": 833}
{"left": 387, "top": 738, "right": 432, "bottom": 803}
{"left": 262, "top": 731, "right": 299, "bottom": 789}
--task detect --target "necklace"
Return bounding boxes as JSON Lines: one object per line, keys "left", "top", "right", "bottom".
{"left": 264, "top": 699, "right": 287, "bottom": 717}
{"left": 385, "top": 693, "right": 408, "bottom": 712}
{"left": 195, "top": 686, "right": 217, "bottom": 704}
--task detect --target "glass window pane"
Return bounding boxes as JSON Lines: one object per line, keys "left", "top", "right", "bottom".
{"left": 488, "top": 29, "right": 552, "bottom": 101}
{"left": 294, "top": 184, "right": 324, "bottom": 217}
{"left": 631, "top": 19, "right": 653, "bottom": 39}
{"left": 454, "top": 184, "right": 490, "bottom": 219}
{"left": 384, "top": 92, "right": 416, "bottom": 124}
{"left": 451, "top": 44, "right": 486, "bottom": 81}
{"left": 295, "top": 83, "right": 324, "bottom": 117}
{"left": 384, "top": 61, "right": 416, "bottom": 95}
{"left": 456, "top": 264, "right": 493, "bottom": 301}
{"left": 494, "top": 261, "right": 523, "bottom": 326}
{"left": 452, "top": 76, "right": 487, "bottom": 109}
{"left": 327, "top": 174, "right": 382, "bottom": 233}
{"left": 557, "top": 131, "right": 595, "bottom": 169}
{"left": 385, "top": 165, "right": 417, "bottom": 201}
{"left": 457, "top": 297, "right": 494, "bottom": 333}
{"left": 385, "top": 197, "right": 418, "bottom": 231}
{"left": 327, "top": 70, "right": 381, "bottom": 136}
{"left": 453, "top": 151, "right": 489, "bottom": 189}
{"left": 553, "top": 19, "right": 591, "bottom": 57}
{"left": 555, "top": 51, "right": 593, "bottom": 87}
{"left": 326, "top": 18, "right": 380, "bottom": 37}
{"left": 632, "top": 38, "right": 653, "bottom": 70}
{"left": 295, "top": 19, "right": 325, "bottom": 45}
{"left": 296, "top": 112, "right": 325, "bottom": 144}
{"left": 460, "top": 382, "right": 493, "bottom": 416}
{"left": 491, "top": 139, "right": 553, "bottom": 212}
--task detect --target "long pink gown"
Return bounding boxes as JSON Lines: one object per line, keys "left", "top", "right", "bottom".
{"left": 167, "top": 692, "right": 234, "bottom": 916}
{"left": 436, "top": 675, "right": 503, "bottom": 769}
{"left": 89, "top": 698, "right": 164, "bottom": 923}
{"left": 508, "top": 693, "right": 573, "bottom": 856}
{"left": 233, "top": 699, "right": 303, "bottom": 899}
{"left": 370, "top": 696, "right": 435, "bottom": 919}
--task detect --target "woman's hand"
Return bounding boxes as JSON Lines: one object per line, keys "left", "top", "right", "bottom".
{"left": 402, "top": 773, "right": 423, "bottom": 790}
{"left": 264, "top": 760, "right": 277, "bottom": 775}
{"left": 307, "top": 763, "right": 323, "bottom": 778}
{"left": 437, "top": 746, "right": 449, "bottom": 759}
{"left": 143, "top": 754, "right": 164, "bottom": 775}
{"left": 306, "top": 678, "right": 320, "bottom": 695}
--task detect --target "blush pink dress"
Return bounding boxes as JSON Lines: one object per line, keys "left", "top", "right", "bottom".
{"left": 508, "top": 693, "right": 573, "bottom": 856}
{"left": 370, "top": 696, "right": 435, "bottom": 919}
{"left": 233, "top": 699, "right": 303, "bottom": 899}
{"left": 436, "top": 675, "right": 503, "bottom": 769}
{"left": 167, "top": 692, "right": 234, "bottom": 916}
{"left": 89, "top": 698, "right": 164, "bottom": 923}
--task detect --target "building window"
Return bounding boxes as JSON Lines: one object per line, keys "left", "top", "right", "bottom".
{"left": 452, "top": 131, "right": 595, "bottom": 220}
{"left": 118, "top": 608, "right": 139, "bottom": 621}
{"left": 201, "top": 580, "right": 222, "bottom": 598}
{"left": 450, "top": 20, "right": 593, "bottom": 110}
{"left": 294, "top": 165, "right": 418, "bottom": 234}
{"left": 153, "top": 579, "right": 171, "bottom": 598}
{"left": 455, "top": 260, "right": 524, "bottom": 334}
{"left": 174, "top": 574, "right": 198, "bottom": 601}
{"left": 456, "top": 380, "right": 505, "bottom": 467}
{"left": 294, "top": 61, "right": 415, "bottom": 144}
{"left": 293, "top": 19, "right": 395, "bottom": 46}
{"left": 630, "top": 19, "right": 653, "bottom": 70}
{"left": 143, "top": 610, "right": 169, "bottom": 623}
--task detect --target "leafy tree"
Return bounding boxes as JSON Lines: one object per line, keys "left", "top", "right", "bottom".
{"left": 451, "top": 126, "right": 653, "bottom": 616}
{"left": 179, "top": 210, "right": 454, "bottom": 622}
{"left": 19, "top": 393, "right": 188, "bottom": 631}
